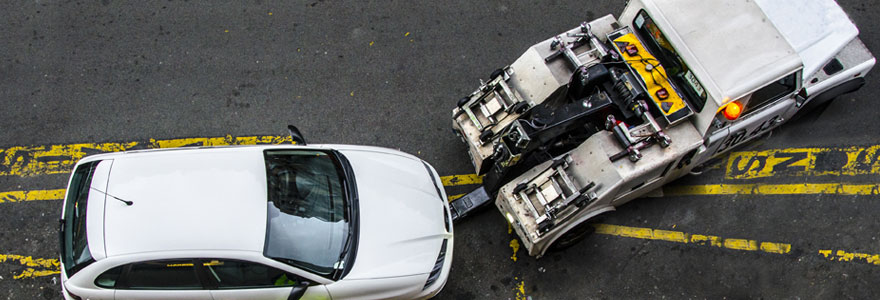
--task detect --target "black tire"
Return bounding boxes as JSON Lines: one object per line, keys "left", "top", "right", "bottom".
{"left": 490, "top": 68, "right": 504, "bottom": 80}
{"left": 508, "top": 102, "right": 529, "bottom": 114}
{"left": 792, "top": 77, "right": 865, "bottom": 121}
{"left": 548, "top": 221, "right": 595, "bottom": 252}
{"left": 512, "top": 182, "right": 528, "bottom": 194}
{"left": 457, "top": 96, "right": 471, "bottom": 108}
{"left": 479, "top": 130, "right": 494, "bottom": 143}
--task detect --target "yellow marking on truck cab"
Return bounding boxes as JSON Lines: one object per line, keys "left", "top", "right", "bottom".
{"left": 0, "top": 254, "right": 60, "bottom": 279}
{"left": 726, "top": 145, "right": 880, "bottom": 179}
{"left": 0, "top": 189, "right": 65, "bottom": 203}
{"left": 612, "top": 33, "right": 688, "bottom": 118}
{"left": 593, "top": 224, "right": 791, "bottom": 254}
{"left": 664, "top": 183, "right": 880, "bottom": 196}
{"left": 0, "top": 135, "right": 292, "bottom": 177}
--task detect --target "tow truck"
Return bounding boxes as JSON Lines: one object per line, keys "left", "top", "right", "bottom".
{"left": 450, "top": 0, "right": 875, "bottom": 257}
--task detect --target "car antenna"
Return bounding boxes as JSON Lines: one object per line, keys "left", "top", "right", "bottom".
{"left": 89, "top": 187, "right": 134, "bottom": 206}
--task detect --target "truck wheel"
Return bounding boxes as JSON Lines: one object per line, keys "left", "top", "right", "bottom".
{"left": 490, "top": 68, "right": 504, "bottom": 80}
{"left": 457, "top": 96, "right": 471, "bottom": 108}
{"left": 508, "top": 102, "right": 529, "bottom": 114}
{"left": 479, "top": 130, "right": 494, "bottom": 143}
{"left": 548, "top": 221, "right": 595, "bottom": 252}
{"left": 792, "top": 77, "right": 865, "bottom": 121}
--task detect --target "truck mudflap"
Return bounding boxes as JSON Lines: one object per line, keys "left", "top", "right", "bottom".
{"left": 449, "top": 186, "right": 492, "bottom": 223}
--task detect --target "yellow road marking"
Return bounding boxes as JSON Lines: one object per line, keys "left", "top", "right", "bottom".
{"left": 819, "top": 250, "right": 880, "bottom": 266}
{"left": 444, "top": 180, "right": 880, "bottom": 200}
{"left": 14, "top": 268, "right": 60, "bottom": 279}
{"left": 509, "top": 239, "right": 520, "bottom": 262}
{"left": 5, "top": 182, "right": 876, "bottom": 206}
{"left": 440, "top": 174, "right": 482, "bottom": 186}
{"left": 593, "top": 224, "right": 791, "bottom": 254}
{"left": 514, "top": 277, "right": 527, "bottom": 300}
{"left": 447, "top": 193, "right": 464, "bottom": 202}
{"left": 0, "top": 189, "right": 65, "bottom": 203}
{"left": 727, "top": 145, "right": 880, "bottom": 179}
{"left": 0, "top": 254, "right": 60, "bottom": 279}
{"left": 664, "top": 183, "right": 880, "bottom": 196}
{"left": 0, "top": 135, "right": 292, "bottom": 177}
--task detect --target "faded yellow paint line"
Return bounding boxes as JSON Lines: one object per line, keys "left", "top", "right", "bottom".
{"left": 8, "top": 182, "right": 876, "bottom": 206}
{"left": 819, "top": 249, "right": 880, "bottom": 266}
{"left": 0, "top": 189, "right": 65, "bottom": 203}
{"left": 514, "top": 278, "right": 527, "bottom": 300}
{"left": 664, "top": 183, "right": 880, "bottom": 196}
{"left": 761, "top": 242, "right": 792, "bottom": 254}
{"left": 593, "top": 224, "right": 791, "bottom": 255}
{"left": 509, "top": 239, "right": 520, "bottom": 262}
{"left": 0, "top": 254, "right": 60, "bottom": 279}
{"left": 0, "top": 135, "right": 292, "bottom": 177}
{"left": 726, "top": 145, "right": 880, "bottom": 179}
{"left": 440, "top": 174, "right": 482, "bottom": 186}
{"left": 14, "top": 268, "right": 60, "bottom": 279}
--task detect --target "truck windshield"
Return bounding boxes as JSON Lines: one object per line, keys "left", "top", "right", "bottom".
{"left": 263, "top": 150, "right": 351, "bottom": 278}
{"left": 633, "top": 10, "right": 708, "bottom": 112}
{"left": 61, "top": 161, "right": 99, "bottom": 276}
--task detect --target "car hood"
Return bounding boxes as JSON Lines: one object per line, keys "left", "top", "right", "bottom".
{"left": 335, "top": 146, "right": 449, "bottom": 280}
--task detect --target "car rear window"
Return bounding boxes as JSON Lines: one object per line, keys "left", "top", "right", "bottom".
{"left": 61, "top": 161, "right": 99, "bottom": 276}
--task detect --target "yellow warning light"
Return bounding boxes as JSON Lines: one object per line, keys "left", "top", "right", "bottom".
{"left": 723, "top": 101, "right": 743, "bottom": 120}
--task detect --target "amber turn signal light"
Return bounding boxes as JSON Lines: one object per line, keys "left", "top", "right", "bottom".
{"left": 723, "top": 101, "right": 743, "bottom": 120}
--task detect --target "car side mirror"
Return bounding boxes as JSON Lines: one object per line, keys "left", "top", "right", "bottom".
{"left": 287, "top": 280, "right": 309, "bottom": 300}
{"left": 287, "top": 125, "right": 307, "bottom": 145}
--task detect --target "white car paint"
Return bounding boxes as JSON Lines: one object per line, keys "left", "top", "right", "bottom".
{"left": 755, "top": 0, "right": 859, "bottom": 79}
{"left": 60, "top": 144, "right": 452, "bottom": 300}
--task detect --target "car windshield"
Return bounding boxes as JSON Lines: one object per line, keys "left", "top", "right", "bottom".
{"left": 61, "top": 161, "right": 99, "bottom": 276}
{"left": 633, "top": 10, "right": 708, "bottom": 112}
{"left": 263, "top": 150, "right": 350, "bottom": 277}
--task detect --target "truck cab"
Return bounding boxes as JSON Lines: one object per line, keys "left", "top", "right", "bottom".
{"left": 624, "top": 0, "right": 876, "bottom": 165}
{"left": 451, "top": 0, "right": 874, "bottom": 257}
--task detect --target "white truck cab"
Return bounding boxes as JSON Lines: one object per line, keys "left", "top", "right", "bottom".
{"left": 450, "top": 0, "right": 874, "bottom": 257}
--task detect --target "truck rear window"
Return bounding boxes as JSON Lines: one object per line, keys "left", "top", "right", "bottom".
{"left": 61, "top": 161, "right": 99, "bottom": 276}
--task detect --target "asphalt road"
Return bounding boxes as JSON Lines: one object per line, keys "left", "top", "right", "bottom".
{"left": 1, "top": 0, "right": 878, "bottom": 299}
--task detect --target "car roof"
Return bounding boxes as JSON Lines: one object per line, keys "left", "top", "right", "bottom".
{"left": 98, "top": 147, "right": 270, "bottom": 257}
{"left": 641, "top": 0, "right": 802, "bottom": 104}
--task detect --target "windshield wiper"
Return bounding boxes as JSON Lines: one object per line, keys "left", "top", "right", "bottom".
{"left": 332, "top": 182, "right": 355, "bottom": 279}
{"left": 329, "top": 150, "right": 358, "bottom": 280}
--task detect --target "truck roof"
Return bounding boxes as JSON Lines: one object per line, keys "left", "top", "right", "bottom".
{"left": 642, "top": 0, "right": 802, "bottom": 105}
{"left": 755, "top": 0, "right": 859, "bottom": 80}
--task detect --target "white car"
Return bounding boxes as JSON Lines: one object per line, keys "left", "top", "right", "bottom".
{"left": 59, "top": 142, "right": 453, "bottom": 300}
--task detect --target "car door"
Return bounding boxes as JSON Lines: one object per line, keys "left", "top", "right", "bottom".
{"left": 200, "top": 259, "right": 331, "bottom": 300}
{"left": 112, "top": 259, "right": 213, "bottom": 300}
{"left": 707, "top": 72, "right": 800, "bottom": 158}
